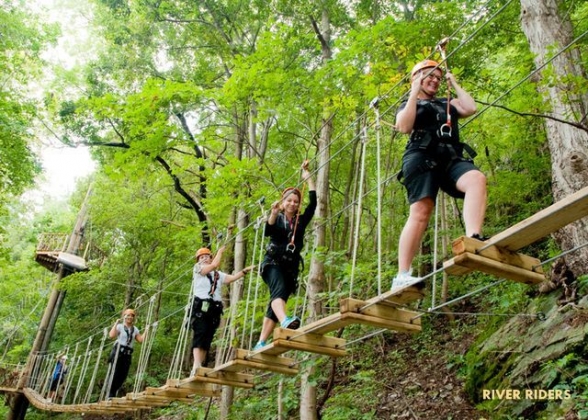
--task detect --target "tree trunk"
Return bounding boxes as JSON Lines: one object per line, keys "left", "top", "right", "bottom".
{"left": 9, "top": 187, "right": 91, "bottom": 420}
{"left": 301, "top": 8, "right": 332, "bottom": 419}
{"left": 520, "top": 0, "right": 588, "bottom": 276}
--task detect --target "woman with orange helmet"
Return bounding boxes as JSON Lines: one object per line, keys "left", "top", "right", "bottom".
{"left": 252, "top": 161, "right": 316, "bottom": 351}
{"left": 106, "top": 308, "right": 145, "bottom": 398}
{"left": 393, "top": 59, "right": 487, "bottom": 291}
{"left": 189, "top": 246, "right": 254, "bottom": 375}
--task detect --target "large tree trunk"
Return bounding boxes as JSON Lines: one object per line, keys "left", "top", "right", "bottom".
{"left": 520, "top": 0, "right": 588, "bottom": 276}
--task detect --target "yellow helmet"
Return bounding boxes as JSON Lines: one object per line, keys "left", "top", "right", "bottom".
{"left": 123, "top": 308, "right": 136, "bottom": 317}
{"left": 195, "top": 248, "right": 212, "bottom": 259}
{"left": 411, "top": 60, "right": 441, "bottom": 77}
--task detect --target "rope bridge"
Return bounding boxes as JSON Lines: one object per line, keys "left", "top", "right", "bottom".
{"left": 1, "top": 184, "right": 585, "bottom": 415}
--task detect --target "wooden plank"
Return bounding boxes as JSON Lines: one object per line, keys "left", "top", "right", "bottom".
{"left": 195, "top": 367, "right": 255, "bottom": 388}
{"left": 218, "top": 358, "right": 299, "bottom": 376}
{"left": 270, "top": 329, "right": 347, "bottom": 357}
{"left": 451, "top": 236, "right": 544, "bottom": 274}
{"left": 485, "top": 185, "right": 588, "bottom": 251}
{"left": 340, "top": 311, "right": 421, "bottom": 333}
{"left": 129, "top": 392, "right": 194, "bottom": 404}
{"left": 273, "top": 328, "right": 345, "bottom": 350}
{"left": 341, "top": 298, "right": 422, "bottom": 327}
{"left": 145, "top": 386, "right": 198, "bottom": 399}
{"left": 106, "top": 396, "right": 156, "bottom": 409}
{"left": 444, "top": 252, "right": 545, "bottom": 285}
{"left": 271, "top": 338, "right": 346, "bottom": 357}
{"left": 233, "top": 349, "right": 297, "bottom": 368}
{"left": 295, "top": 312, "right": 354, "bottom": 336}
{"left": 365, "top": 287, "right": 425, "bottom": 306}
{"left": 165, "top": 379, "right": 220, "bottom": 397}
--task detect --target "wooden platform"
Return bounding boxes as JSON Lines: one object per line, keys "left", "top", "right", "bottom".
{"left": 444, "top": 236, "right": 545, "bottom": 284}
{"left": 444, "top": 185, "right": 588, "bottom": 283}
{"left": 484, "top": 185, "right": 588, "bottom": 251}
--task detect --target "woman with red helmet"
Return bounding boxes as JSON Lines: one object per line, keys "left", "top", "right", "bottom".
{"left": 393, "top": 59, "right": 487, "bottom": 291}
{"left": 252, "top": 161, "right": 316, "bottom": 351}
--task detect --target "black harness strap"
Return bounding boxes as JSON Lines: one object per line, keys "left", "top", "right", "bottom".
{"left": 205, "top": 270, "right": 220, "bottom": 298}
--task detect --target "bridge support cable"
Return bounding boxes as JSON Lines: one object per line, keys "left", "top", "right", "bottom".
{"left": 63, "top": 345, "right": 81, "bottom": 402}
{"left": 370, "top": 98, "right": 384, "bottom": 295}
{"left": 132, "top": 295, "right": 157, "bottom": 396}
{"left": 83, "top": 332, "right": 107, "bottom": 404}
{"left": 168, "top": 299, "right": 192, "bottom": 381}
{"left": 348, "top": 124, "right": 369, "bottom": 298}
{"left": 241, "top": 216, "right": 264, "bottom": 349}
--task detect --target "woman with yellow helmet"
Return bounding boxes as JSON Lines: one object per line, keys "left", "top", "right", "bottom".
{"left": 393, "top": 59, "right": 487, "bottom": 291}
{"left": 106, "top": 308, "right": 145, "bottom": 398}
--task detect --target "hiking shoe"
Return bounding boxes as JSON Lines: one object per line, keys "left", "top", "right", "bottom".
{"left": 280, "top": 315, "right": 301, "bottom": 330}
{"left": 471, "top": 233, "right": 490, "bottom": 241}
{"left": 391, "top": 271, "right": 423, "bottom": 292}
{"left": 253, "top": 340, "right": 266, "bottom": 351}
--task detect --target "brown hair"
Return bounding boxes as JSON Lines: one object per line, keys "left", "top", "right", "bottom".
{"left": 281, "top": 187, "right": 302, "bottom": 201}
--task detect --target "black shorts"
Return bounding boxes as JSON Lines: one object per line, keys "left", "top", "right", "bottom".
{"left": 50, "top": 377, "right": 62, "bottom": 391}
{"left": 191, "top": 300, "right": 223, "bottom": 351}
{"left": 261, "top": 264, "right": 298, "bottom": 322}
{"left": 402, "top": 150, "right": 479, "bottom": 204}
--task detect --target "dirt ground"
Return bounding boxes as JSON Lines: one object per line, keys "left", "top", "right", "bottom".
{"left": 374, "top": 313, "right": 490, "bottom": 420}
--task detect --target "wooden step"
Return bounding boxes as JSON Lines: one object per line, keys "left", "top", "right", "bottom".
{"left": 165, "top": 379, "right": 220, "bottom": 397}
{"left": 194, "top": 367, "right": 255, "bottom": 388}
{"left": 366, "top": 287, "right": 425, "bottom": 306}
{"left": 212, "top": 349, "right": 298, "bottom": 376}
{"left": 145, "top": 386, "right": 199, "bottom": 399}
{"left": 447, "top": 236, "right": 545, "bottom": 278}
{"left": 340, "top": 298, "right": 421, "bottom": 333}
{"left": 128, "top": 391, "right": 194, "bottom": 405}
{"left": 444, "top": 252, "right": 545, "bottom": 285}
{"left": 483, "top": 185, "right": 588, "bottom": 251}
{"left": 269, "top": 328, "right": 346, "bottom": 357}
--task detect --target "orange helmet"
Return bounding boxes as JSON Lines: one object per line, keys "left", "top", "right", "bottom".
{"left": 411, "top": 60, "right": 441, "bottom": 77}
{"left": 195, "top": 248, "right": 212, "bottom": 259}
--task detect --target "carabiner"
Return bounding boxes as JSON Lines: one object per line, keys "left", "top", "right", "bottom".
{"left": 286, "top": 243, "right": 296, "bottom": 253}
{"left": 438, "top": 123, "right": 452, "bottom": 139}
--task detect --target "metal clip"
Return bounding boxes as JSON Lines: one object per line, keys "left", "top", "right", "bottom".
{"left": 438, "top": 123, "right": 452, "bottom": 139}
{"left": 286, "top": 243, "right": 296, "bottom": 253}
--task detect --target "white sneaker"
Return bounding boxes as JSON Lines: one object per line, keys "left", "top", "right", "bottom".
{"left": 391, "top": 270, "right": 422, "bottom": 291}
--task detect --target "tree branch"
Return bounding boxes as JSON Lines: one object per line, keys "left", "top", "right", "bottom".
{"left": 476, "top": 100, "right": 588, "bottom": 133}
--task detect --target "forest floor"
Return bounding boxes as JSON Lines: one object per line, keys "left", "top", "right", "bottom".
{"left": 373, "top": 304, "right": 491, "bottom": 420}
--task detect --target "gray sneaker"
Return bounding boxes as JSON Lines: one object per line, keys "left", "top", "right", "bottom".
{"left": 391, "top": 271, "right": 422, "bottom": 291}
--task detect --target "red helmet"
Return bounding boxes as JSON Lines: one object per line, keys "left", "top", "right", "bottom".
{"left": 281, "top": 187, "right": 301, "bottom": 201}
{"left": 195, "top": 248, "right": 212, "bottom": 259}
{"left": 411, "top": 60, "right": 441, "bottom": 77}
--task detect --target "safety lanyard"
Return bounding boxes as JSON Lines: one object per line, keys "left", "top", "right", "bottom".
{"left": 436, "top": 38, "right": 452, "bottom": 138}
{"left": 286, "top": 182, "right": 306, "bottom": 253}
{"left": 123, "top": 325, "right": 133, "bottom": 346}
{"left": 206, "top": 271, "right": 220, "bottom": 298}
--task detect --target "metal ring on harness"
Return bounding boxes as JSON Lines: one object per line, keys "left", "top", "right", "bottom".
{"left": 286, "top": 243, "right": 296, "bottom": 253}
{"left": 438, "top": 123, "right": 452, "bottom": 139}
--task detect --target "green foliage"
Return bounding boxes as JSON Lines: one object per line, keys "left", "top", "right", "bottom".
{"left": 1, "top": 0, "right": 588, "bottom": 419}
{"left": 0, "top": 1, "right": 58, "bottom": 200}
